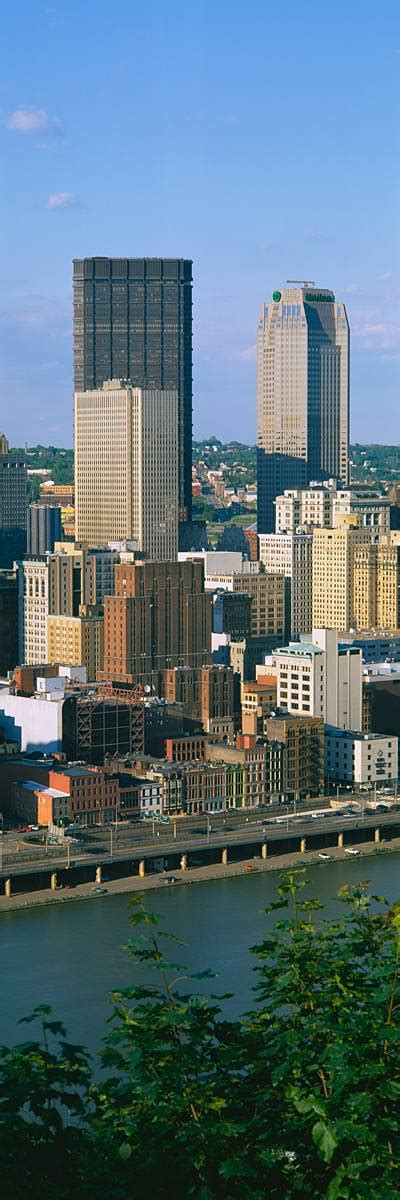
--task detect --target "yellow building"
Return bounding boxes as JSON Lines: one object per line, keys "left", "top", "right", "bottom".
{"left": 47, "top": 605, "right": 104, "bottom": 680}
{"left": 376, "top": 541, "right": 400, "bottom": 629}
{"left": 231, "top": 572, "right": 285, "bottom": 638}
{"left": 312, "top": 527, "right": 371, "bottom": 632}
{"left": 353, "top": 543, "right": 377, "bottom": 630}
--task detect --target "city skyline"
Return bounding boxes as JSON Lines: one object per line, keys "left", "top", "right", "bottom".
{"left": 1, "top": 0, "right": 398, "bottom": 446}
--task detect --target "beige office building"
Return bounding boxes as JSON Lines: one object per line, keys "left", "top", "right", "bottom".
{"left": 275, "top": 482, "right": 390, "bottom": 536}
{"left": 258, "top": 532, "right": 313, "bottom": 637}
{"left": 17, "top": 558, "right": 49, "bottom": 665}
{"left": 75, "top": 381, "right": 178, "bottom": 561}
{"left": 352, "top": 538, "right": 400, "bottom": 631}
{"left": 312, "top": 527, "right": 371, "bottom": 632}
{"left": 47, "top": 605, "right": 104, "bottom": 680}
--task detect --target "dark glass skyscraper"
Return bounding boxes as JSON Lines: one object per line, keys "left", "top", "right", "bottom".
{"left": 73, "top": 257, "right": 193, "bottom": 521}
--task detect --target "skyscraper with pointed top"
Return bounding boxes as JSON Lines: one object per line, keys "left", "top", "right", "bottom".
{"left": 256, "top": 284, "right": 349, "bottom": 533}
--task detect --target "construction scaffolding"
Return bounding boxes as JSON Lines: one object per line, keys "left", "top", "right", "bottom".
{"left": 72, "top": 682, "right": 145, "bottom": 763}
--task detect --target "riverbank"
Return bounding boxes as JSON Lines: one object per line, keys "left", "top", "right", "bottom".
{"left": 1, "top": 835, "right": 399, "bottom": 913}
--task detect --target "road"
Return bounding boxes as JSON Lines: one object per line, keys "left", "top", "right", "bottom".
{"left": 1, "top": 806, "right": 399, "bottom": 877}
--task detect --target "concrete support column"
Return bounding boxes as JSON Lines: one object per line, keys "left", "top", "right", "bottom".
{"left": 180, "top": 855, "right": 188, "bottom": 871}
{"left": 300, "top": 838, "right": 306, "bottom": 854}
{"left": 261, "top": 843, "right": 267, "bottom": 859}
{"left": 338, "top": 832, "right": 344, "bottom": 848}
{"left": 374, "top": 827, "right": 380, "bottom": 844}
{"left": 138, "top": 860, "right": 146, "bottom": 879}
{"left": 50, "top": 872, "right": 57, "bottom": 891}
{"left": 95, "top": 865, "right": 102, "bottom": 883}
{"left": 221, "top": 848, "right": 228, "bottom": 865}
{"left": 5, "top": 878, "right": 11, "bottom": 898}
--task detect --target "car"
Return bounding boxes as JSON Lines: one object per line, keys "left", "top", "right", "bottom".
{"left": 244, "top": 864, "right": 254, "bottom": 871}
{"left": 163, "top": 876, "right": 177, "bottom": 885}
{"left": 276, "top": 816, "right": 288, "bottom": 824}
{"left": 91, "top": 886, "right": 108, "bottom": 894}
{"left": 344, "top": 847, "right": 361, "bottom": 856}
{"left": 318, "top": 852, "right": 333, "bottom": 861}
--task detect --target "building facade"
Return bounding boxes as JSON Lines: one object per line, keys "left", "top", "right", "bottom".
{"left": 102, "top": 560, "right": 212, "bottom": 682}
{"left": 271, "top": 628, "right": 362, "bottom": 730}
{"left": 325, "top": 727, "right": 398, "bottom": 788}
{"left": 47, "top": 606, "right": 104, "bottom": 680}
{"left": 275, "top": 482, "right": 389, "bottom": 536}
{"left": 0, "top": 434, "right": 27, "bottom": 567}
{"left": 17, "top": 558, "right": 49, "bottom": 666}
{"left": 258, "top": 532, "right": 313, "bottom": 637}
{"left": 74, "top": 381, "right": 178, "bottom": 559}
{"left": 264, "top": 713, "right": 325, "bottom": 797}
{"left": 73, "top": 257, "right": 192, "bottom": 521}
{"left": 27, "top": 504, "right": 62, "bottom": 556}
{"left": 0, "top": 570, "right": 18, "bottom": 675}
{"left": 312, "top": 527, "right": 371, "bottom": 632}
{"left": 256, "top": 286, "right": 349, "bottom": 533}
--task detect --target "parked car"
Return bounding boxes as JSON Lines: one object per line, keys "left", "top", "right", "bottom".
{"left": 163, "top": 876, "right": 177, "bottom": 885}
{"left": 318, "top": 852, "right": 333, "bottom": 861}
{"left": 91, "top": 886, "right": 108, "bottom": 895}
{"left": 344, "top": 847, "right": 361, "bottom": 856}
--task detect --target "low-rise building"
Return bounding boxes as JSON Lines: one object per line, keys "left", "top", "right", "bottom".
{"left": 241, "top": 678, "right": 277, "bottom": 736}
{"left": 264, "top": 714, "right": 324, "bottom": 798}
{"left": 324, "top": 726, "right": 398, "bottom": 788}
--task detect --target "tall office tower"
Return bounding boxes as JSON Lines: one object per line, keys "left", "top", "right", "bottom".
{"left": 27, "top": 504, "right": 62, "bottom": 556}
{"left": 75, "top": 381, "right": 178, "bottom": 561}
{"left": 256, "top": 285, "right": 349, "bottom": 533}
{"left": 17, "top": 558, "right": 49, "bottom": 665}
{"left": 73, "top": 257, "right": 192, "bottom": 521}
{"left": 101, "top": 560, "right": 212, "bottom": 683}
{"left": 0, "top": 434, "right": 27, "bottom": 567}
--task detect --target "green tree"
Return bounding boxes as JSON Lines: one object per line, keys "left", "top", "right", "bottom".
{"left": 0, "top": 874, "right": 398, "bottom": 1199}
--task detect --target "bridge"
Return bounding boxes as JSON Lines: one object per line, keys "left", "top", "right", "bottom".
{"left": 1, "top": 808, "right": 399, "bottom": 898}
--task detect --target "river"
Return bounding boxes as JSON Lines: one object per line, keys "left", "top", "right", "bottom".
{"left": 1, "top": 853, "right": 399, "bottom": 1057}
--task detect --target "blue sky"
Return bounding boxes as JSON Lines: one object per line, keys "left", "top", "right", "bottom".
{"left": 1, "top": 0, "right": 399, "bottom": 447}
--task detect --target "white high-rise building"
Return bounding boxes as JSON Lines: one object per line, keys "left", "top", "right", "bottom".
{"left": 257, "top": 285, "right": 349, "bottom": 533}
{"left": 270, "top": 628, "right": 362, "bottom": 731}
{"left": 75, "top": 381, "right": 178, "bottom": 561}
{"left": 18, "top": 558, "right": 49, "bottom": 666}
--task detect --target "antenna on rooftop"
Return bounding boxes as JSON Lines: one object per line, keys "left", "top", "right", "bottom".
{"left": 286, "top": 280, "right": 316, "bottom": 287}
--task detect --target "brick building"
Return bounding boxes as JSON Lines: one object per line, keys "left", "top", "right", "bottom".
{"left": 101, "top": 560, "right": 212, "bottom": 682}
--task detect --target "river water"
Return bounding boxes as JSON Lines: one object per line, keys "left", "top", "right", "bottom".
{"left": 1, "top": 853, "right": 399, "bottom": 1057}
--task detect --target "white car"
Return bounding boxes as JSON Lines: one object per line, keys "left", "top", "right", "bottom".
{"left": 318, "top": 852, "right": 333, "bottom": 861}
{"left": 344, "top": 847, "right": 361, "bottom": 856}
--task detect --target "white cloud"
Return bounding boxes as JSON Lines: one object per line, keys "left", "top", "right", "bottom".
{"left": 7, "top": 107, "right": 62, "bottom": 135}
{"left": 303, "top": 228, "right": 329, "bottom": 243}
{"left": 238, "top": 344, "right": 256, "bottom": 362}
{"left": 46, "top": 192, "right": 77, "bottom": 209}
{"left": 352, "top": 314, "right": 400, "bottom": 351}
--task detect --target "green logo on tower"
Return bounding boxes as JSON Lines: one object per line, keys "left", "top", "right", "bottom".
{"left": 272, "top": 290, "right": 281, "bottom": 302}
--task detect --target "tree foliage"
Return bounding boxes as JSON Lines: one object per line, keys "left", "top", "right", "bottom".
{"left": 0, "top": 871, "right": 398, "bottom": 1199}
